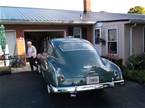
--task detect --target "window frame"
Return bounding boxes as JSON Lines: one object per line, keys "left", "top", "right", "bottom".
{"left": 107, "top": 28, "right": 118, "bottom": 55}
{"left": 94, "top": 28, "right": 101, "bottom": 45}
{"left": 47, "top": 42, "right": 54, "bottom": 56}
{"left": 73, "top": 27, "right": 82, "bottom": 38}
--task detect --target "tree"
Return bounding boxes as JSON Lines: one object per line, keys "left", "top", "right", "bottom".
{"left": 0, "top": 25, "right": 6, "bottom": 66}
{"left": 128, "top": 6, "right": 145, "bottom": 14}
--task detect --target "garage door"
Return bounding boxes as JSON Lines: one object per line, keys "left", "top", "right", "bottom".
{"left": 6, "top": 31, "right": 17, "bottom": 56}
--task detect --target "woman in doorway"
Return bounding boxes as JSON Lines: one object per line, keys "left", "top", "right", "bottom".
{"left": 27, "top": 41, "right": 38, "bottom": 71}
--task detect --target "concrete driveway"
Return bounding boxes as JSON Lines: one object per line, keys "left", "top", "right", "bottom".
{"left": 0, "top": 72, "right": 145, "bottom": 108}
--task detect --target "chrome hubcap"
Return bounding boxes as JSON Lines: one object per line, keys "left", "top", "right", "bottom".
{"left": 47, "top": 85, "right": 51, "bottom": 94}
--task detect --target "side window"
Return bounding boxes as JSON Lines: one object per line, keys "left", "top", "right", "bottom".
{"left": 47, "top": 43, "right": 53, "bottom": 56}
{"left": 47, "top": 43, "right": 60, "bottom": 60}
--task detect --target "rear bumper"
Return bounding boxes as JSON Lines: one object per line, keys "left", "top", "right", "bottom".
{"left": 50, "top": 80, "right": 124, "bottom": 93}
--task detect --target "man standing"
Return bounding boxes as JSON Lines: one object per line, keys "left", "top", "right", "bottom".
{"left": 27, "top": 41, "right": 38, "bottom": 71}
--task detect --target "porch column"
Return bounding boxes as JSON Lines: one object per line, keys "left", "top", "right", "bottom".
{"left": 16, "top": 30, "right": 26, "bottom": 56}
{"left": 87, "top": 26, "right": 93, "bottom": 43}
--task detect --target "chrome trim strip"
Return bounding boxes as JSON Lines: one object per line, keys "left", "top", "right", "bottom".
{"left": 50, "top": 80, "right": 124, "bottom": 93}
{"left": 114, "top": 80, "right": 124, "bottom": 84}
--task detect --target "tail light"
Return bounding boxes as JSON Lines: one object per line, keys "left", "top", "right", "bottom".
{"left": 56, "top": 68, "right": 65, "bottom": 82}
{"left": 114, "top": 70, "right": 119, "bottom": 79}
{"left": 59, "top": 74, "right": 65, "bottom": 82}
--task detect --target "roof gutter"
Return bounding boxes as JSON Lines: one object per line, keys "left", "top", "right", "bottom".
{"left": 96, "top": 19, "right": 130, "bottom": 23}
{"left": 0, "top": 20, "right": 95, "bottom": 25}
{"left": 96, "top": 19, "right": 145, "bottom": 24}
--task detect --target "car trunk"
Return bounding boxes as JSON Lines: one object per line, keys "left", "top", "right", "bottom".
{"left": 58, "top": 50, "right": 114, "bottom": 86}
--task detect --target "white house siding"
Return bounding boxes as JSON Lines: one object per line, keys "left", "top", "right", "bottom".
{"left": 132, "top": 25, "right": 144, "bottom": 54}
{"left": 124, "top": 24, "right": 144, "bottom": 64}
{"left": 124, "top": 25, "right": 130, "bottom": 64}
{"left": 5, "top": 31, "right": 17, "bottom": 56}
{"left": 95, "top": 22, "right": 126, "bottom": 61}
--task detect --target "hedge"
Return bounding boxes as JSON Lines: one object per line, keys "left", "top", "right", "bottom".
{"left": 123, "top": 68, "right": 145, "bottom": 84}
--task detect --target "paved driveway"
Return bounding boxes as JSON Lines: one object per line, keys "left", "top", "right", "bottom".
{"left": 0, "top": 72, "right": 145, "bottom": 108}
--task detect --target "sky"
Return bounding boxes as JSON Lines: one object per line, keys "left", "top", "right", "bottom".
{"left": 0, "top": 0, "right": 145, "bottom": 13}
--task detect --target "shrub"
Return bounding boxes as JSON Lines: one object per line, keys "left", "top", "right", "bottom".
{"left": 124, "top": 68, "right": 145, "bottom": 84}
{"left": 0, "top": 66, "right": 11, "bottom": 75}
{"left": 127, "top": 54, "right": 145, "bottom": 70}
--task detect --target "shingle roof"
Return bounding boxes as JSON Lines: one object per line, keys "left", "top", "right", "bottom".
{"left": 91, "top": 11, "right": 145, "bottom": 23}
{"left": 0, "top": 6, "right": 145, "bottom": 24}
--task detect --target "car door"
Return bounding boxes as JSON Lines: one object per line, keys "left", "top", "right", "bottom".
{"left": 44, "top": 42, "right": 57, "bottom": 85}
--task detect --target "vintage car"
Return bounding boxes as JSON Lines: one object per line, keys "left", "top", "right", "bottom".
{"left": 39, "top": 38, "right": 124, "bottom": 95}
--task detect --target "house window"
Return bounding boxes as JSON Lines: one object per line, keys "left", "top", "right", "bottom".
{"left": 95, "top": 29, "right": 101, "bottom": 44}
{"left": 73, "top": 27, "right": 81, "bottom": 38}
{"left": 108, "top": 29, "right": 117, "bottom": 54}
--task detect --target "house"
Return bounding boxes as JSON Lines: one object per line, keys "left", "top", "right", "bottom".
{"left": 0, "top": 0, "right": 145, "bottom": 65}
{"left": 93, "top": 12, "right": 145, "bottom": 64}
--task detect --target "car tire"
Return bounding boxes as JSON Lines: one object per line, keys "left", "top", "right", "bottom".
{"left": 47, "top": 84, "right": 55, "bottom": 97}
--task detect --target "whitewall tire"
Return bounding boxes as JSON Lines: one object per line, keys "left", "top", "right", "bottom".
{"left": 47, "top": 85, "right": 51, "bottom": 94}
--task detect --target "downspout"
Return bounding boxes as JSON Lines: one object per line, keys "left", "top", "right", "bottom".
{"left": 129, "top": 23, "right": 136, "bottom": 56}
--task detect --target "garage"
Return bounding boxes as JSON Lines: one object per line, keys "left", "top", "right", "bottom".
{"left": 0, "top": 6, "right": 94, "bottom": 60}
{"left": 5, "top": 31, "right": 17, "bottom": 56}
{"left": 24, "top": 30, "right": 65, "bottom": 54}
{"left": 0, "top": 31, "right": 17, "bottom": 66}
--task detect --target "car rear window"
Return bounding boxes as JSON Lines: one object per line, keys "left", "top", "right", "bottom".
{"left": 59, "top": 42, "right": 94, "bottom": 51}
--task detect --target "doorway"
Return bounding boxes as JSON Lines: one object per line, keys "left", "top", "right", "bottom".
{"left": 24, "top": 31, "right": 64, "bottom": 54}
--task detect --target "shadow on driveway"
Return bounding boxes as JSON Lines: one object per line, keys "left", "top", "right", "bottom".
{"left": 0, "top": 72, "right": 145, "bottom": 108}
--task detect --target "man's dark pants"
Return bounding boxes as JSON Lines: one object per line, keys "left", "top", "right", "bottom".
{"left": 28, "top": 57, "right": 38, "bottom": 71}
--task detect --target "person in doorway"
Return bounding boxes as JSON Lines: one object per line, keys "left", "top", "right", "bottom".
{"left": 27, "top": 41, "right": 38, "bottom": 71}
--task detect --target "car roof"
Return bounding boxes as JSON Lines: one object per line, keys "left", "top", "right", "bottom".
{"left": 51, "top": 38, "right": 89, "bottom": 45}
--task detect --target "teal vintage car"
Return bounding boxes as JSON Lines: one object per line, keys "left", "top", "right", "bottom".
{"left": 39, "top": 38, "right": 124, "bottom": 95}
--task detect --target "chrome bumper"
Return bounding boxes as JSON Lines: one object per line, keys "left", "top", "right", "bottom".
{"left": 50, "top": 80, "right": 124, "bottom": 93}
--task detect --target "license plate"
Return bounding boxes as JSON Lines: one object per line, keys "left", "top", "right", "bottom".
{"left": 86, "top": 76, "right": 99, "bottom": 84}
